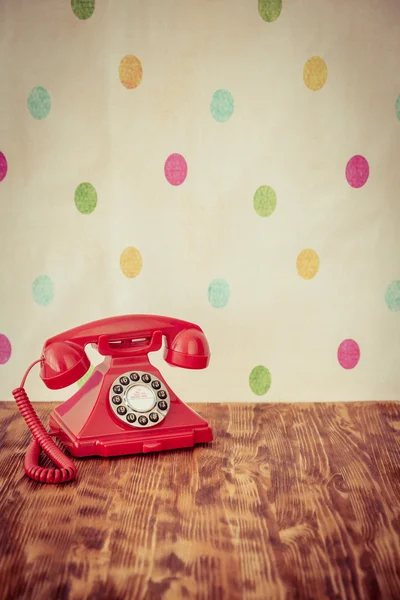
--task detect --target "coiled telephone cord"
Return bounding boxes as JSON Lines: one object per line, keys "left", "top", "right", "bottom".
{"left": 12, "top": 360, "right": 77, "bottom": 484}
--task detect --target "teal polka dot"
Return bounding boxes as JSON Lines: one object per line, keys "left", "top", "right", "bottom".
{"left": 71, "top": 0, "right": 95, "bottom": 20}
{"left": 396, "top": 94, "right": 400, "bottom": 121}
{"left": 210, "top": 89, "right": 234, "bottom": 123}
{"left": 74, "top": 182, "right": 97, "bottom": 214}
{"left": 208, "top": 279, "right": 230, "bottom": 308}
{"left": 32, "top": 275, "right": 54, "bottom": 306}
{"left": 78, "top": 364, "right": 95, "bottom": 387}
{"left": 249, "top": 366, "right": 272, "bottom": 395}
{"left": 385, "top": 280, "right": 400, "bottom": 312}
{"left": 27, "top": 86, "right": 51, "bottom": 120}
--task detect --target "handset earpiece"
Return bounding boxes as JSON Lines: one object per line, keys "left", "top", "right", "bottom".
{"left": 40, "top": 341, "right": 90, "bottom": 390}
{"left": 164, "top": 328, "right": 210, "bottom": 369}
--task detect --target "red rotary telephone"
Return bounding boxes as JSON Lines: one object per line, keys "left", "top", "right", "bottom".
{"left": 13, "top": 315, "right": 213, "bottom": 484}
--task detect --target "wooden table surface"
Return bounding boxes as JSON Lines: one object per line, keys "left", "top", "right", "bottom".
{"left": 1, "top": 401, "right": 400, "bottom": 600}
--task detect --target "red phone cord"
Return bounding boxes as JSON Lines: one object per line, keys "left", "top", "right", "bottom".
{"left": 12, "top": 359, "right": 77, "bottom": 484}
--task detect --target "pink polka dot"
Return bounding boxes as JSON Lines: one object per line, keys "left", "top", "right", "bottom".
{"left": 0, "top": 334, "right": 12, "bottom": 365}
{"left": 164, "top": 153, "right": 187, "bottom": 186}
{"left": 345, "top": 155, "right": 369, "bottom": 188}
{"left": 337, "top": 339, "right": 360, "bottom": 369}
{"left": 0, "top": 152, "right": 8, "bottom": 182}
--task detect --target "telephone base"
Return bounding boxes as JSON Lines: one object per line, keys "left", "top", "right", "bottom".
{"left": 49, "top": 406, "right": 213, "bottom": 458}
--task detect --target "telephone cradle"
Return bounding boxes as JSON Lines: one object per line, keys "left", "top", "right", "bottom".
{"left": 12, "top": 315, "right": 213, "bottom": 484}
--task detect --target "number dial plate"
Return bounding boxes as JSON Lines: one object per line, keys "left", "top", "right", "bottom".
{"left": 109, "top": 371, "right": 170, "bottom": 428}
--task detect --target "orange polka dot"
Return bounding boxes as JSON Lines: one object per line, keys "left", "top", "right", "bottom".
{"left": 119, "top": 55, "right": 143, "bottom": 89}
{"left": 303, "top": 57, "right": 328, "bottom": 91}
{"left": 120, "top": 247, "right": 143, "bottom": 278}
{"left": 296, "top": 249, "right": 320, "bottom": 280}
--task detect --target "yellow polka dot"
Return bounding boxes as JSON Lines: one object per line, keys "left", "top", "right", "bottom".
{"left": 296, "top": 249, "right": 319, "bottom": 280}
{"left": 119, "top": 55, "right": 143, "bottom": 89}
{"left": 303, "top": 57, "right": 327, "bottom": 91}
{"left": 120, "top": 247, "right": 143, "bottom": 278}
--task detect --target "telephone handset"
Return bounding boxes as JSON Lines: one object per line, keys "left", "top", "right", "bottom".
{"left": 13, "top": 315, "right": 213, "bottom": 484}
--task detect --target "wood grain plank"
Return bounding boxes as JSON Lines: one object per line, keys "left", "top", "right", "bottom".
{"left": 0, "top": 401, "right": 399, "bottom": 600}
{"left": 346, "top": 403, "right": 400, "bottom": 600}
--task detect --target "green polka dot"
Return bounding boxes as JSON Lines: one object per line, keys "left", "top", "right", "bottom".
{"left": 254, "top": 185, "right": 277, "bottom": 217}
{"left": 210, "top": 90, "right": 234, "bottom": 123}
{"left": 71, "top": 0, "right": 95, "bottom": 19}
{"left": 74, "top": 182, "right": 97, "bottom": 214}
{"left": 258, "top": 0, "right": 282, "bottom": 22}
{"left": 249, "top": 366, "right": 272, "bottom": 395}
{"left": 385, "top": 280, "right": 400, "bottom": 311}
{"left": 78, "top": 364, "right": 95, "bottom": 387}
{"left": 32, "top": 275, "right": 54, "bottom": 306}
{"left": 208, "top": 279, "right": 230, "bottom": 308}
{"left": 27, "top": 86, "right": 51, "bottom": 120}
{"left": 396, "top": 94, "right": 400, "bottom": 121}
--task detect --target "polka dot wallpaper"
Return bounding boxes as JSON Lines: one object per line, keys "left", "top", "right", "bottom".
{"left": 0, "top": 0, "right": 400, "bottom": 404}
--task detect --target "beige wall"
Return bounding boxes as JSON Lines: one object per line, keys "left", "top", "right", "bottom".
{"left": 1, "top": 0, "right": 400, "bottom": 404}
